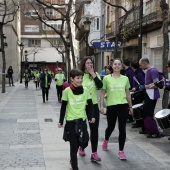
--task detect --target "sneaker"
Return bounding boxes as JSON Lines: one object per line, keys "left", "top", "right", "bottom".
{"left": 118, "top": 151, "right": 127, "bottom": 160}
{"left": 102, "top": 140, "right": 108, "bottom": 151}
{"left": 79, "top": 147, "right": 85, "bottom": 156}
{"left": 91, "top": 152, "right": 101, "bottom": 162}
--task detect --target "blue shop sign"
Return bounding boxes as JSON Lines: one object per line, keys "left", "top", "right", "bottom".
{"left": 92, "top": 41, "right": 121, "bottom": 49}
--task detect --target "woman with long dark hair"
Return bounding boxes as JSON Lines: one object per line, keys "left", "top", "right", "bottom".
{"left": 79, "top": 56, "right": 103, "bottom": 161}
{"left": 100, "top": 58, "right": 133, "bottom": 160}
{"left": 7, "top": 66, "right": 14, "bottom": 86}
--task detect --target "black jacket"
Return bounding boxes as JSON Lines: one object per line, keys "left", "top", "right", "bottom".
{"left": 7, "top": 68, "right": 13, "bottom": 77}
{"left": 40, "top": 73, "right": 51, "bottom": 88}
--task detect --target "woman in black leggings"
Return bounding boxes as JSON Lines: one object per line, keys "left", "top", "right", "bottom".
{"left": 79, "top": 57, "right": 103, "bottom": 162}
{"left": 100, "top": 58, "right": 133, "bottom": 160}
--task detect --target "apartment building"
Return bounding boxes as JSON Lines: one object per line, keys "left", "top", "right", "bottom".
{"left": 104, "top": 0, "right": 169, "bottom": 72}
{"left": 75, "top": 0, "right": 103, "bottom": 72}
{"left": 0, "top": 9, "right": 20, "bottom": 84}
{"left": 20, "top": 0, "right": 66, "bottom": 74}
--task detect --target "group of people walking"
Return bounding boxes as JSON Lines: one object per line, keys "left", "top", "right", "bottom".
{"left": 58, "top": 57, "right": 134, "bottom": 170}
{"left": 57, "top": 56, "right": 170, "bottom": 170}
{"left": 7, "top": 56, "right": 170, "bottom": 170}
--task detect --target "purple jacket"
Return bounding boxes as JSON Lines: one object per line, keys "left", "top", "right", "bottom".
{"left": 125, "top": 67, "right": 134, "bottom": 89}
{"left": 133, "top": 68, "right": 145, "bottom": 90}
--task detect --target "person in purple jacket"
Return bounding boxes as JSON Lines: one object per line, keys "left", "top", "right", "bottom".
{"left": 139, "top": 58, "right": 161, "bottom": 138}
{"left": 123, "top": 59, "right": 134, "bottom": 90}
{"left": 130, "top": 61, "right": 145, "bottom": 129}
{"left": 123, "top": 59, "right": 134, "bottom": 123}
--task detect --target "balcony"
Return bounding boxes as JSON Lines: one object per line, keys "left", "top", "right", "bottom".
{"left": 105, "top": 21, "right": 116, "bottom": 40}
{"left": 75, "top": 0, "right": 93, "bottom": 4}
{"left": 119, "top": 9, "right": 163, "bottom": 38}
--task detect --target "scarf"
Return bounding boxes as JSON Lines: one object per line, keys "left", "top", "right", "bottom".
{"left": 70, "top": 84, "right": 84, "bottom": 95}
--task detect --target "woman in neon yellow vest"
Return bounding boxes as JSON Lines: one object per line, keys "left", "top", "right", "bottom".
{"left": 55, "top": 68, "right": 65, "bottom": 103}
{"left": 100, "top": 58, "right": 133, "bottom": 160}
{"left": 79, "top": 56, "right": 103, "bottom": 162}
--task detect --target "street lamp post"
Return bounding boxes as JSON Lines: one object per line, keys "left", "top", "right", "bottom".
{"left": 138, "top": 0, "right": 143, "bottom": 61}
{"left": 24, "top": 50, "right": 28, "bottom": 70}
{"left": 66, "top": 35, "right": 71, "bottom": 83}
{"left": 19, "top": 43, "right": 24, "bottom": 84}
{"left": 83, "top": 18, "right": 91, "bottom": 56}
{"left": 33, "top": 49, "right": 38, "bottom": 70}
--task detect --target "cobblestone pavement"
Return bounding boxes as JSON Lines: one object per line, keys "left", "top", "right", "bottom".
{"left": 0, "top": 81, "right": 170, "bottom": 170}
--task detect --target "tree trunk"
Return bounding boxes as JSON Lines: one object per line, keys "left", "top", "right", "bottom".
{"left": 162, "top": 20, "right": 169, "bottom": 108}
{"left": 1, "top": 24, "right": 6, "bottom": 93}
{"left": 160, "top": 0, "right": 169, "bottom": 108}
{"left": 66, "top": 0, "right": 76, "bottom": 68}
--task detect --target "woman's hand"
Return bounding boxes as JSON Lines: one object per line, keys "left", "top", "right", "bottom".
{"left": 58, "top": 123, "right": 63, "bottom": 128}
{"left": 129, "top": 108, "right": 133, "bottom": 115}
{"left": 86, "top": 65, "right": 94, "bottom": 75}
{"left": 89, "top": 118, "right": 95, "bottom": 123}
{"left": 99, "top": 107, "right": 105, "bottom": 115}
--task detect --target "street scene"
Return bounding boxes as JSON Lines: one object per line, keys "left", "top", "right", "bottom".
{"left": 0, "top": 81, "right": 169, "bottom": 170}
{"left": 0, "top": 0, "right": 170, "bottom": 170}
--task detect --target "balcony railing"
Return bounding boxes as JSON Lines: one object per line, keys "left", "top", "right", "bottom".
{"left": 106, "top": 21, "right": 115, "bottom": 39}
{"left": 119, "top": 9, "right": 162, "bottom": 35}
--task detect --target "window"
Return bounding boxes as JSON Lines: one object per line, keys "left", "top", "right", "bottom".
{"left": 24, "top": 10, "right": 38, "bottom": 17}
{"left": 96, "top": 18, "right": 100, "bottom": 30}
{"left": 24, "top": 25, "right": 39, "bottom": 32}
{"left": 94, "top": 18, "right": 100, "bottom": 31}
{"left": 43, "top": 23, "right": 64, "bottom": 30}
{"left": 28, "top": 39, "right": 41, "bottom": 47}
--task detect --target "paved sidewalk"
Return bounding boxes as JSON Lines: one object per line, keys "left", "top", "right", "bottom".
{"left": 0, "top": 81, "right": 170, "bottom": 170}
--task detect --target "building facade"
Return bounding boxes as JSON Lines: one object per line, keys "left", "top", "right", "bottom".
{"left": 20, "top": 0, "right": 66, "bottom": 75}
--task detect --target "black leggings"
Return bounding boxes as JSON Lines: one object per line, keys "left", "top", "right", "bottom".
{"left": 56, "top": 85, "right": 63, "bottom": 100}
{"left": 42, "top": 87, "right": 49, "bottom": 101}
{"left": 105, "top": 104, "right": 128, "bottom": 151}
{"left": 35, "top": 81, "right": 39, "bottom": 88}
{"left": 83, "top": 104, "right": 100, "bottom": 153}
{"left": 25, "top": 81, "right": 28, "bottom": 87}
{"left": 67, "top": 120, "right": 88, "bottom": 170}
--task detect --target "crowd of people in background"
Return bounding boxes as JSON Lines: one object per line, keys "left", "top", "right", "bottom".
{"left": 6, "top": 57, "right": 170, "bottom": 170}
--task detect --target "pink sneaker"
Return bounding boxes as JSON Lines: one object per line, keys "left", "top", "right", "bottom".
{"left": 102, "top": 140, "right": 108, "bottom": 151}
{"left": 118, "top": 151, "right": 127, "bottom": 160}
{"left": 79, "top": 147, "right": 85, "bottom": 156}
{"left": 91, "top": 152, "right": 101, "bottom": 162}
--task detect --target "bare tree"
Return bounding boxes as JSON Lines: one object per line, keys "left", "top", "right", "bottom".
{"left": 160, "top": 0, "right": 169, "bottom": 108}
{"left": 0, "top": 0, "right": 19, "bottom": 93}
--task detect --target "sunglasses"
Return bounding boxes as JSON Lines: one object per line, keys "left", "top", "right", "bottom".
{"left": 58, "top": 70, "right": 61, "bottom": 71}
{"left": 166, "top": 66, "right": 170, "bottom": 68}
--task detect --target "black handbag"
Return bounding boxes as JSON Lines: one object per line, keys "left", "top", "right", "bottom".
{"left": 6, "top": 74, "right": 9, "bottom": 78}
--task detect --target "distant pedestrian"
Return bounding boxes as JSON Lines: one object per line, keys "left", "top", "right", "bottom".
{"left": 100, "top": 66, "right": 110, "bottom": 80}
{"left": 7, "top": 66, "right": 14, "bottom": 86}
{"left": 58, "top": 69, "right": 95, "bottom": 170}
{"left": 55, "top": 68, "right": 65, "bottom": 103}
{"left": 40, "top": 68, "right": 51, "bottom": 103}
{"left": 139, "top": 58, "right": 162, "bottom": 138}
{"left": 78, "top": 56, "right": 102, "bottom": 162}
{"left": 34, "top": 70, "right": 40, "bottom": 89}
{"left": 100, "top": 58, "right": 133, "bottom": 160}
{"left": 24, "top": 69, "right": 29, "bottom": 89}
{"left": 107, "top": 58, "right": 113, "bottom": 74}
